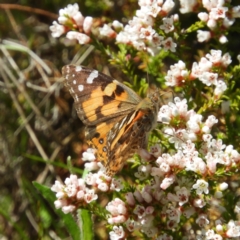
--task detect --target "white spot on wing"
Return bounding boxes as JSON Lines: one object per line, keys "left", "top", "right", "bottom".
{"left": 78, "top": 85, "right": 84, "bottom": 91}
{"left": 86, "top": 70, "right": 98, "bottom": 84}
{"left": 73, "top": 80, "right": 76, "bottom": 84}
{"left": 75, "top": 66, "right": 82, "bottom": 72}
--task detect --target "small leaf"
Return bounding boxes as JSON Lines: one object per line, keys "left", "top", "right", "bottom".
{"left": 77, "top": 209, "right": 94, "bottom": 240}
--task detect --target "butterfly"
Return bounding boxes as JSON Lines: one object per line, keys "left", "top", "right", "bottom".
{"left": 62, "top": 65, "right": 160, "bottom": 176}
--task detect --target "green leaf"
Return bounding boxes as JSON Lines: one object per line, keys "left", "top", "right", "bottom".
{"left": 77, "top": 209, "right": 94, "bottom": 240}
{"left": 33, "top": 182, "right": 81, "bottom": 240}
{"left": 185, "top": 21, "right": 206, "bottom": 33}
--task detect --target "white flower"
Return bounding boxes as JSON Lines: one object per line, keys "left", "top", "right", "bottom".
{"left": 139, "top": 26, "right": 155, "bottom": 40}
{"left": 84, "top": 161, "right": 99, "bottom": 171}
{"left": 160, "top": 174, "right": 176, "bottom": 189}
{"left": 219, "top": 35, "right": 228, "bottom": 44}
{"left": 196, "top": 214, "right": 209, "bottom": 227}
{"left": 156, "top": 233, "right": 173, "bottom": 240}
{"left": 199, "top": 72, "right": 218, "bottom": 86}
{"left": 83, "top": 16, "right": 93, "bottom": 34}
{"left": 207, "top": 18, "right": 217, "bottom": 29}
{"left": 106, "top": 198, "right": 128, "bottom": 223}
{"left": 139, "top": 3, "right": 161, "bottom": 18}
{"left": 109, "top": 226, "right": 125, "bottom": 240}
{"left": 179, "top": 0, "right": 198, "bottom": 13}
{"left": 142, "top": 225, "right": 158, "bottom": 237}
{"left": 205, "top": 230, "right": 222, "bottom": 240}
{"left": 176, "top": 187, "right": 190, "bottom": 206}
{"left": 59, "top": 3, "right": 83, "bottom": 25}
{"left": 162, "top": 0, "right": 175, "bottom": 14}
{"left": 99, "top": 24, "right": 116, "bottom": 38}
{"left": 166, "top": 206, "right": 181, "bottom": 222}
{"left": 205, "top": 115, "right": 218, "bottom": 128}
{"left": 51, "top": 180, "right": 64, "bottom": 192}
{"left": 162, "top": 37, "right": 177, "bottom": 52}
{"left": 84, "top": 189, "right": 98, "bottom": 203}
{"left": 82, "top": 148, "right": 96, "bottom": 161}
{"left": 226, "top": 220, "right": 240, "bottom": 237}
{"left": 209, "top": 6, "right": 228, "bottom": 20}
{"left": 149, "top": 144, "right": 162, "bottom": 157}
{"left": 160, "top": 16, "right": 174, "bottom": 33}
{"left": 222, "top": 52, "right": 232, "bottom": 66}
{"left": 237, "top": 54, "right": 240, "bottom": 62}
{"left": 112, "top": 20, "right": 123, "bottom": 29}
{"left": 202, "top": 0, "right": 222, "bottom": 10}
{"left": 192, "top": 179, "right": 209, "bottom": 194}
{"left": 198, "top": 12, "right": 209, "bottom": 21}
{"left": 50, "top": 21, "right": 65, "bottom": 38}
{"left": 206, "top": 49, "right": 222, "bottom": 64}
{"left": 193, "top": 198, "right": 206, "bottom": 208}
{"left": 110, "top": 178, "right": 124, "bottom": 191}
{"left": 135, "top": 165, "right": 151, "bottom": 180}
{"left": 125, "top": 219, "right": 137, "bottom": 232}
{"left": 232, "top": 6, "right": 240, "bottom": 18}
{"left": 164, "top": 60, "right": 187, "bottom": 86}
{"left": 197, "top": 30, "right": 211, "bottom": 42}
{"left": 62, "top": 205, "right": 76, "bottom": 214}
{"left": 66, "top": 31, "right": 91, "bottom": 44}
{"left": 214, "top": 80, "right": 227, "bottom": 96}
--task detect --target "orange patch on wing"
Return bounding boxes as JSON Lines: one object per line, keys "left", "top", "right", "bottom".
{"left": 101, "top": 102, "right": 121, "bottom": 116}
{"left": 104, "top": 83, "right": 117, "bottom": 96}
{"left": 125, "top": 110, "right": 145, "bottom": 132}
{"left": 103, "top": 82, "right": 129, "bottom": 101}
{"left": 112, "top": 80, "right": 129, "bottom": 101}
{"left": 82, "top": 87, "right": 104, "bottom": 121}
{"left": 115, "top": 91, "right": 128, "bottom": 101}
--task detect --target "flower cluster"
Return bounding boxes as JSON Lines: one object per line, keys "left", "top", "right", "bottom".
{"left": 51, "top": 174, "right": 98, "bottom": 214}
{"left": 50, "top": 2, "right": 178, "bottom": 55}
{"left": 49, "top": 1, "right": 240, "bottom": 55}
{"left": 158, "top": 97, "right": 239, "bottom": 175}
{"left": 51, "top": 163, "right": 123, "bottom": 214}
{"left": 115, "top": 0, "right": 177, "bottom": 55}
{"left": 179, "top": 0, "right": 240, "bottom": 43}
{"left": 103, "top": 97, "right": 240, "bottom": 239}
{"left": 50, "top": 3, "right": 93, "bottom": 44}
{"left": 51, "top": 96, "right": 240, "bottom": 239}
{"left": 49, "top": 1, "right": 240, "bottom": 239}
{"left": 165, "top": 49, "right": 231, "bottom": 97}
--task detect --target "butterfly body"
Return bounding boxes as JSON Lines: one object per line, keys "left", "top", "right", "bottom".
{"left": 62, "top": 65, "right": 160, "bottom": 176}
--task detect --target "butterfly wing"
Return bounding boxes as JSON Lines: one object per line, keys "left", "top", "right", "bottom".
{"left": 62, "top": 65, "right": 142, "bottom": 167}
{"left": 62, "top": 65, "right": 142, "bottom": 125}
{"left": 105, "top": 101, "right": 158, "bottom": 175}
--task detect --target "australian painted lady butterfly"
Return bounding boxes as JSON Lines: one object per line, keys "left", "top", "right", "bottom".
{"left": 62, "top": 65, "right": 160, "bottom": 176}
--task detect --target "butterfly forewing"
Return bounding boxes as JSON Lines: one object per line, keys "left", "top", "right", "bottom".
{"left": 62, "top": 64, "right": 160, "bottom": 176}
{"left": 62, "top": 65, "right": 141, "bottom": 125}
